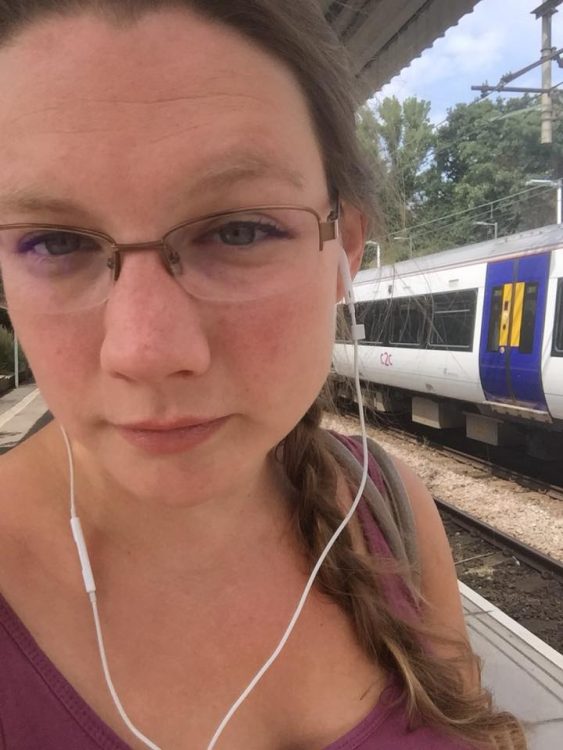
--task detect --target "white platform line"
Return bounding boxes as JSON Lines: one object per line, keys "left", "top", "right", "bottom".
{"left": 460, "top": 581, "right": 563, "bottom": 670}
{"left": 0, "top": 388, "right": 40, "bottom": 430}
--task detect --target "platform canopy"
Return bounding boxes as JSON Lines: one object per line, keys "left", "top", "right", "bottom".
{"left": 321, "top": 0, "right": 482, "bottom": 99}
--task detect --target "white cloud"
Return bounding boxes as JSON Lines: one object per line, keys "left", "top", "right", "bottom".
{"left": 441, "top": 29, "right": 504, "bottom": 73}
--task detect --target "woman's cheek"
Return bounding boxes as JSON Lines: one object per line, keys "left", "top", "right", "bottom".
{"left": 220, "top": 287, "right": 334, "bottom": 415}
{"left": 14, "top": 312, "right": 101, "bottom": 414}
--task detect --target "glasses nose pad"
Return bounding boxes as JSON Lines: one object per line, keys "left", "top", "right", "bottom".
{"left": 160, "top": 242, "right": 183, "bottom": 277}
{"left": 107, "top": 250, "right": 121, "bottom": 281}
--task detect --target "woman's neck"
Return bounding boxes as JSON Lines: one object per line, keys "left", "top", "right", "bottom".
{"left": 40, "top": 420, "right": 298, "bottom": 583}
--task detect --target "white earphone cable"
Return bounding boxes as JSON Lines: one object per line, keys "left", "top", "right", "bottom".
{"left": 61, "top": 428, "right": 163, "bottom": 750}
{"left": 89, "top": 591, "right": 162, "bottom": 750}
{"left": 61, "top": 248, "right": 368, "bottom": 750}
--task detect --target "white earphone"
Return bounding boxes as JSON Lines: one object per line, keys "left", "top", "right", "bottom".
{"left": 338, "top": 248, "right": 365, "bottom": 343}
{"left": 62, "top": 246, "right": 369, "bottom": 750}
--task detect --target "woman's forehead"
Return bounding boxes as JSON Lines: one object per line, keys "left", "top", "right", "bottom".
{"left": 0, "top": 8, "right": 326, "bottom": 223}
{"left": 0, "top": 9, "right": 306, "bottom": 127}
{"left": 1, "top": 8, "right": 285, "bottom": 88}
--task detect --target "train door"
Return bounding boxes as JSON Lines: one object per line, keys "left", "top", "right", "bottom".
{"left": 479, "top": 253, "right": 550, "bottom": 411}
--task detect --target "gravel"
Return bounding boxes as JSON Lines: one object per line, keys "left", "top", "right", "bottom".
{"left": 322, "top": 412, "right": 563, "bottom": 563}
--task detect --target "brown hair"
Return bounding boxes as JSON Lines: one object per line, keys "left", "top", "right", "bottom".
{"left": 0, "top": 2, "right": 525, "bottom": 747}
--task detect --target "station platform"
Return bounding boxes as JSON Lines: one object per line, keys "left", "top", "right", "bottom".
{"left": 461, "top": 582, "right": 563, "bottom": 749}
{"left": 1, "top": 384, "right": 562, "bottom": 748}
{"left": 0, "top": 382, "right": 49, "bottom": 452}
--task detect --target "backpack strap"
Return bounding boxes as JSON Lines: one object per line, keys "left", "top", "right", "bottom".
{"left": 324, "top": 431, "right": 421, "bottom": 592}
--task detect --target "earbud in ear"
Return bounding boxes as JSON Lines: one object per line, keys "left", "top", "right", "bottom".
{"left": 338, "top": 248, "right": 364, "bottom": 342}
{"left": 338, "top": 248, "right": 354, "bottom": 307}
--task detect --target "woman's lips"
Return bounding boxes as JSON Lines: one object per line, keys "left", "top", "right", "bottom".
{"left": 115, "top": 416, "right": 229, "bottom": 455}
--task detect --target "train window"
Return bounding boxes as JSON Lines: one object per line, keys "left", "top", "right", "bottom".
{"left": 519, "top": 283, "right": 538, "bottom": 355}
{"left": 552, "top": 279, "right": 563, "bottom": 356}
{"left": 428, "top": 290, "right": 477, "bottom": 350}
{"left": 335, "top": 303, "right": 351, "bottom": 343}
{"left": 487, "top": 286, "right": 504, "bottom": 352}
{"left": 335, "top": 300, "right": 391, "bottom": 345}
{"left": 356, "top": 300, "right": 390, "bottom": 345}
{"left": 389, "top": 296, "right": 429, "bottom": 347}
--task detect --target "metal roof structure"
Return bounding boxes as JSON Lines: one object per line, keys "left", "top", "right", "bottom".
{"left": 321, "top": 0, "right": 482, "bottom": 99}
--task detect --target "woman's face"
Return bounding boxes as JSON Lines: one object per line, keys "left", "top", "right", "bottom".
{"left": 0, "top": 8, "right": 362, "bottom": 503}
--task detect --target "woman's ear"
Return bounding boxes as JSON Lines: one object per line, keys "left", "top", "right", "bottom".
{"left": 336, "top": 201, "right": 367, "bottom": 300}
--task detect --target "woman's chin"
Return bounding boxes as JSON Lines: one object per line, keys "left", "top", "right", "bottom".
{"left": 86, "top": 433, "right": 255, "bottom": 509}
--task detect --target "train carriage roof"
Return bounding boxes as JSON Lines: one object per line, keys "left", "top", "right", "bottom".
{"left": 354, "top": 224, "right": 563, "bottom": 285}
{"left": 322, "top": 0, "right": 482, "bottom": 99}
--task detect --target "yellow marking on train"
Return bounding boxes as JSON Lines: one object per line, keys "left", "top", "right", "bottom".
{"left": 510, "top": 282, "right": 525, "bottom": 347}
{"left": 499, "top": 283, "right": 512, "bottom": 346}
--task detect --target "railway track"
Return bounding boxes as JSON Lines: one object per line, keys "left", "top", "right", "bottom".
{"left": 362, "top": 411, "right": 563, "bottom": 503}
{"left": 435, "top": 497, "right": 563, "bottom": 585}
{"left": 437, "top": 498, "right": 563, "bottom": 652}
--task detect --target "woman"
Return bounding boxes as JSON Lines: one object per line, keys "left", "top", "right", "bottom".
{"left": 0, "top": 2, "right": 525, "bottom": 749}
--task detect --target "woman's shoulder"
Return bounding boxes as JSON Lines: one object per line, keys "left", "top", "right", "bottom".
{"left": 324, "top": 430, "right": 419, "bottom": 573}
{"left": 0, "top": 418, "right": 61, "bottom": 502}
{"left": 0, "top": 441, "right": 36, "bottom": 561}
{"left": 325, "top": 430, "right": 476, "bottom": 686}
{"left": 388, "top": 455, "right": 478, "bottom": 688}
{"left": 0, "top": 425, "right": 51, "bottom": 545}
{"left": 0, "top": 423, "right": 74, "bottom": 618}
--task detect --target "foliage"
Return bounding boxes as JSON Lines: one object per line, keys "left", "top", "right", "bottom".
{"left": 356, "top": 104, "right": 386, "bottom": 266}
{"left": 0, "top": 326, "right": 27, "bottom": 375}
{"left": 377, "top": 96, "right": 434, "bottom": 205}
{"left": 358, "top": 93, "right": 563, "bottom": 266}
{"left": 357, "top": 97, "right": 435, "bottom": 266}
{"left": 415, "top": 96, "right": 563, "bottom": 253}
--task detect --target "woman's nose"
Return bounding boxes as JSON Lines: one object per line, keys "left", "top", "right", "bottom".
{"left": 99, "top": 250, "right": 211, "bottom": 383}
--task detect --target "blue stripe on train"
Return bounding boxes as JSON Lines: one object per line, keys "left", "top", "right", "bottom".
{"left": 479, "top": 253, "right": 550, "bottom": 410}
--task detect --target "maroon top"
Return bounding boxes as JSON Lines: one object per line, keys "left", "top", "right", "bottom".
{"left": 0, "top": 436, "right": 471, "bottom": 749}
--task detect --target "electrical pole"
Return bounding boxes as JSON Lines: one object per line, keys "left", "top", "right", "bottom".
{"left": 365, "top": 240, "right": 381, "bottom": 268}
{"left": 392, "top": 235, "right": 413, "bottom": 258}
{"left": 471, "top": 0, "right": 562, "bottom": 145}
{"left": 538, "top": 1, "right": 557, "bottom": 143}
{"left": 14, "top": 335, "right": 19, "bottom": 389}
{"left": 527, "top": 178, "right": 563, "bottom": 223}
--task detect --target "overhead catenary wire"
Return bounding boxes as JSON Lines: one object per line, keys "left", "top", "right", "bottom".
{"left": 382, "top": 183, "right": 553, "bottom": 243}
{"left": 395, "top": 198, "right": 544, "bottom": 246}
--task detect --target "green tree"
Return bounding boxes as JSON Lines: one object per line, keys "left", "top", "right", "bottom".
{"left": 414, "top": 95, "right": 563, "bottom": 253}
{"left": 377, "top": 96, "right": 434, "bottom": 207}
{"left": 356, "top": 97, "right": 434, "bottom": 266}
{"left": 356, "top": 105, "right": 385, "bottom": 267}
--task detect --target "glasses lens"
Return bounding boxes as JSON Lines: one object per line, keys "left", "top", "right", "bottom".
{"left": 165, "top": 207, "right": 321, "bottom": 301}
{"left": 0, "top": 227, "right": 113, "bottom": 312}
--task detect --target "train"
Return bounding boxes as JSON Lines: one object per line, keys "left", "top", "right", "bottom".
{"left": 331, "top": 223, "right": 563, "bottom": 460}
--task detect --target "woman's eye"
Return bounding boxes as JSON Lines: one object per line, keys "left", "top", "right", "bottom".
{"left": 213, "top": 220, "right": 288, "bottom": 247}
{"left": 19, "top": 231, "right": 100, "bottom": 257}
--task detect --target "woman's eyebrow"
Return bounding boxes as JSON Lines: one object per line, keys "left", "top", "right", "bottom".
{"left": 0, "top": 157, "right": 306, "bottom": 221}
{"left": 193, "top": 155, "right": 306, "bottom": 194}
{"left": 0, "top": 190, "right": 94, "bottom": 222}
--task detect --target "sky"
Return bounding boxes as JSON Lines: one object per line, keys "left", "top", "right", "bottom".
{"left": 374, "top": 0, "right": 563, "bottom": 124}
